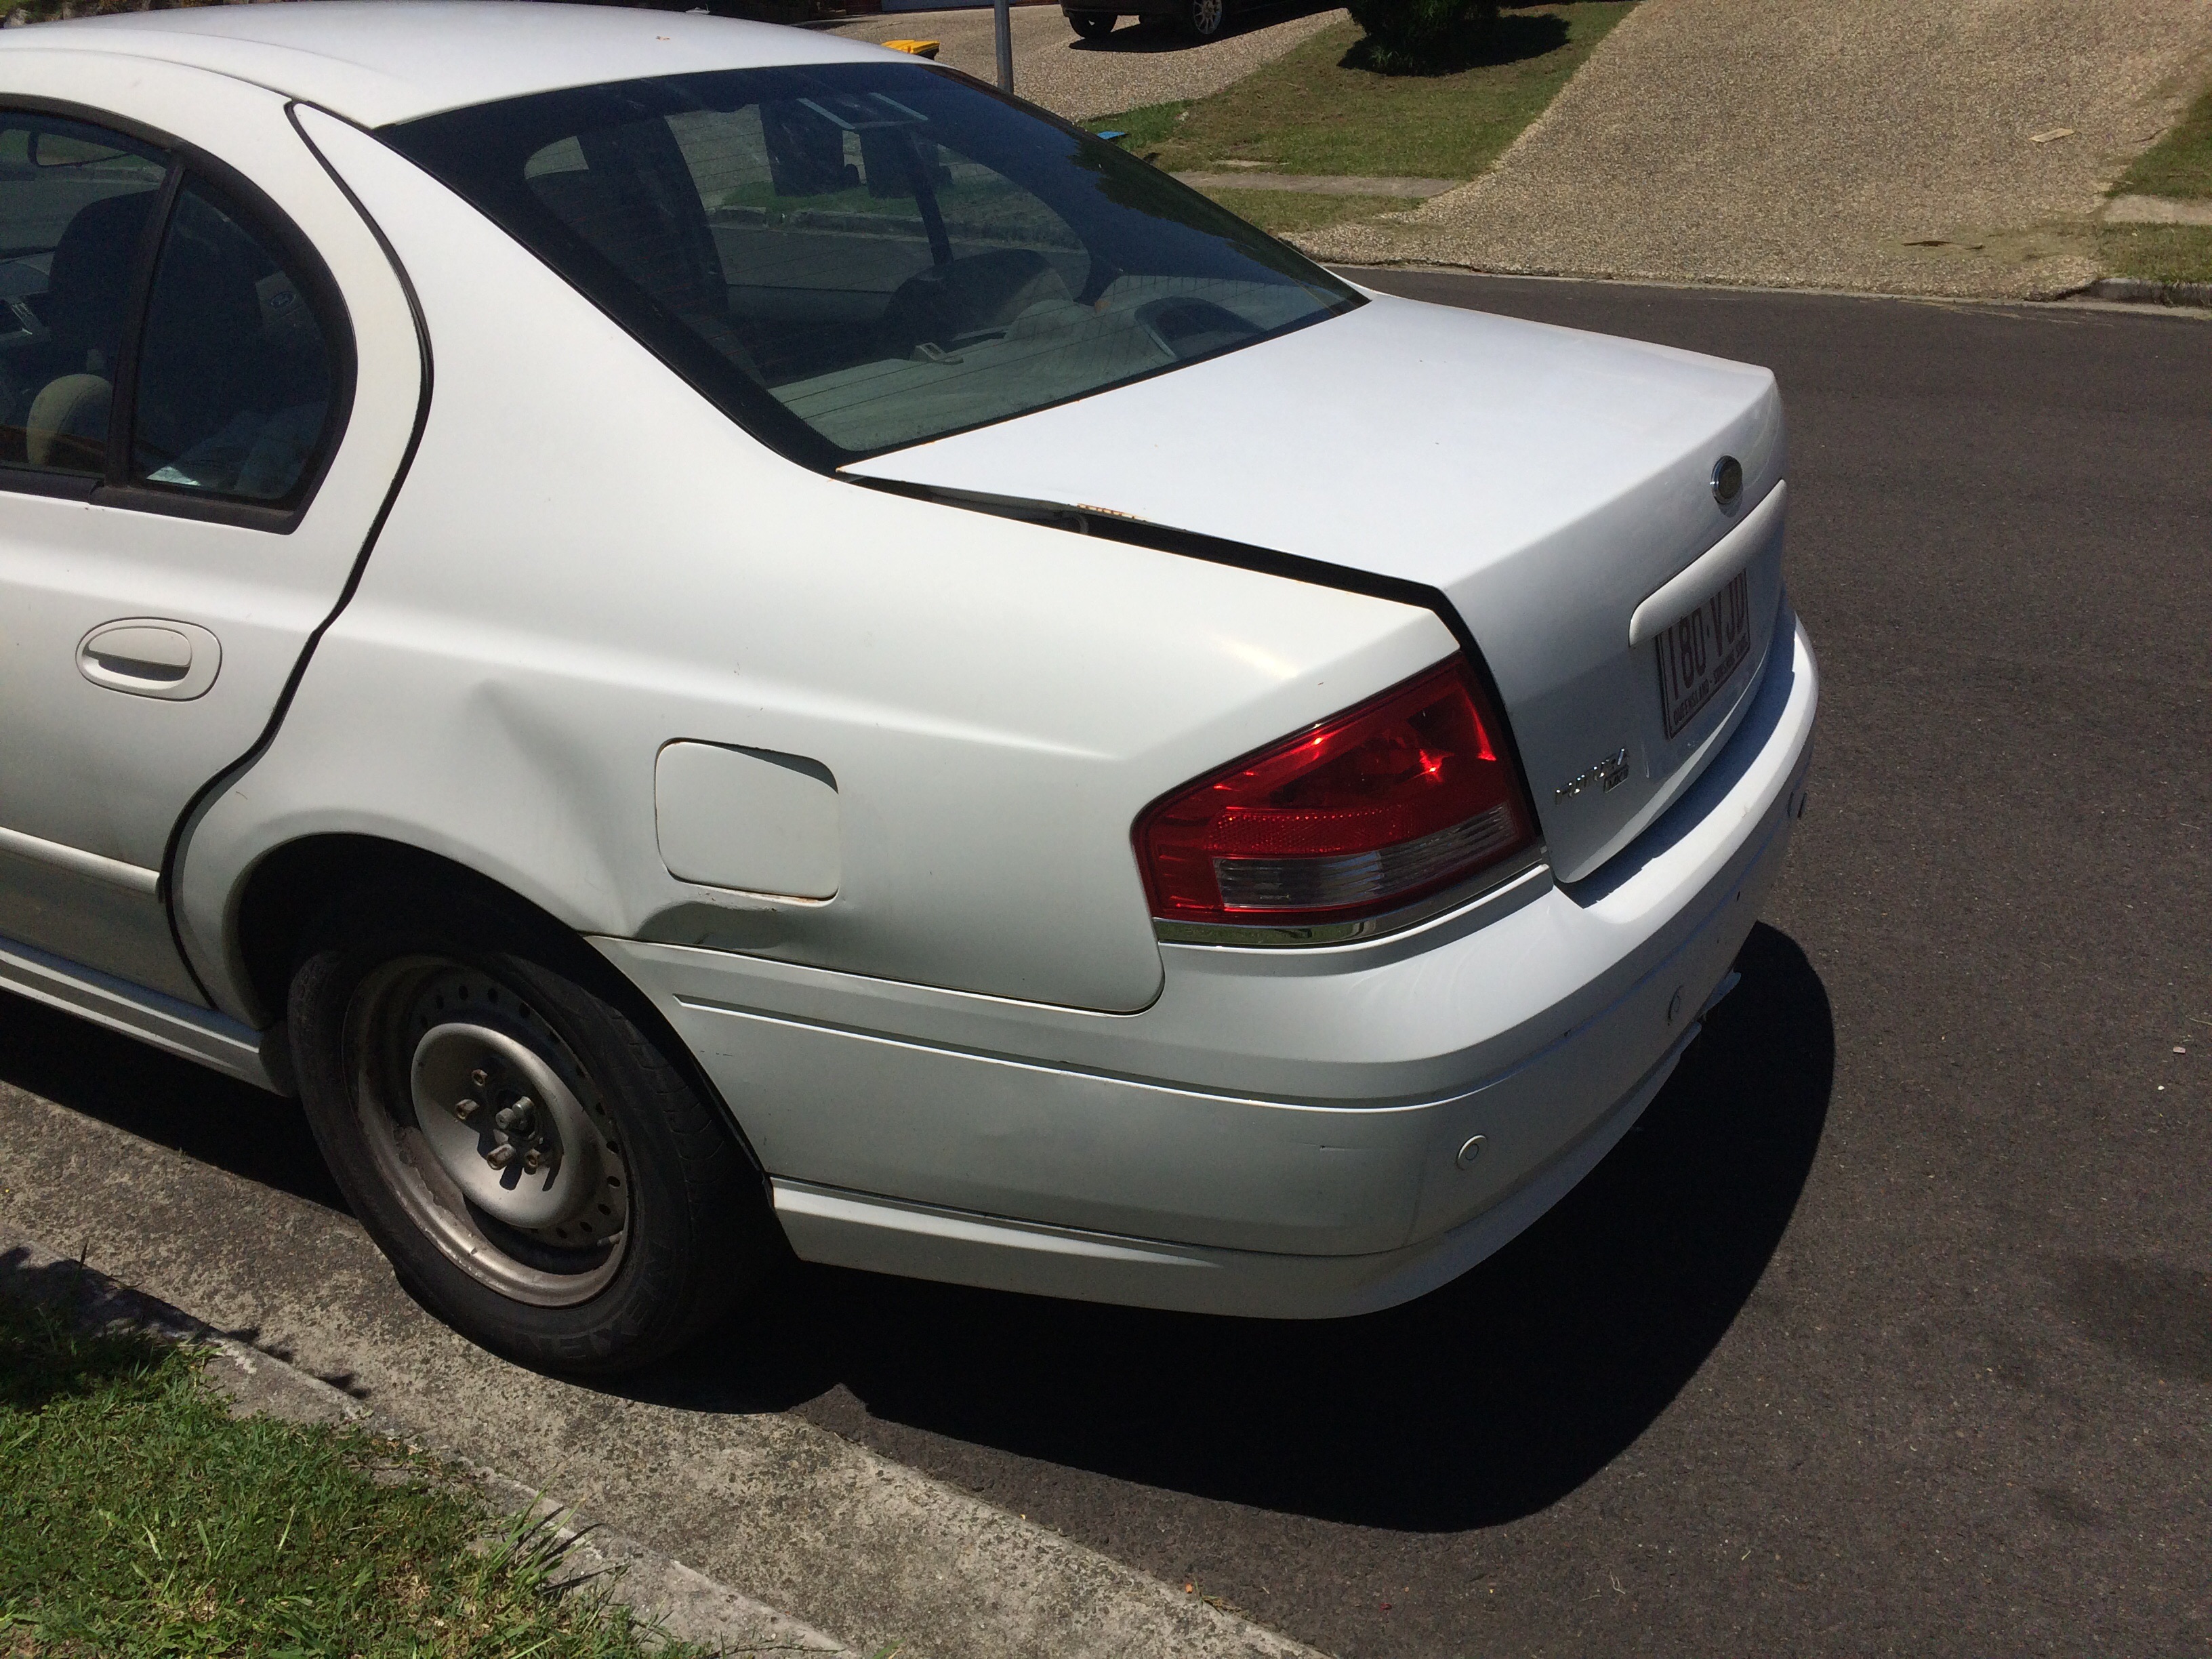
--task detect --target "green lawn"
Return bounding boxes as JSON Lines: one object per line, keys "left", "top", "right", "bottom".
{"left": 2103, "top": 82, "right": 2212, "bottom": 283}
{"left": 2099, "top": 224, "right": 2212, "bottom": 287}
{"left": 1088, "top": 1, "right": 1636, "bottom": 182}
{"left": 2116, "top": 84, "right": 2212, "bottom": 200}
{"left": 0, "top": 1296, "right": 696, "bottom": 1657}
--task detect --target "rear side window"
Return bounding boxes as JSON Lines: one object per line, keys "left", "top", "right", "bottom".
{"left": 0, "top": 116, "right": 168, "bottom": 476}
{"left": 131, "top": 180, "right": 336, "bottom": 502}
{"left": 386, "top": 64, "right": 1357, "bottom": 466}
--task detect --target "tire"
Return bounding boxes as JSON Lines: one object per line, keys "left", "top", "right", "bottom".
{"left": 1068, "top": 10, "right": 1118, "bottom": 38}
{"left": 1183, "top": 0, "right": 1226, "bottom": 37}
{"left": 287, "top": 880, "right": 775, "bottom": 1376}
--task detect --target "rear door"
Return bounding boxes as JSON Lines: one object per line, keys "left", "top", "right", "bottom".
{"left": 0, "top": 55, "right": 421, "bottom": 1002}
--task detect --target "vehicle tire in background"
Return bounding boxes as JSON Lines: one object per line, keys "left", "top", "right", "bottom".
{"left": 1183, "top": 0, "right": 1227, "bottom": 37}
{"left": 1067, "top": 9, "right": 1118, "bottom": 38}
{"left": 287, "top": 880, "right": 777, "bottom": 1376}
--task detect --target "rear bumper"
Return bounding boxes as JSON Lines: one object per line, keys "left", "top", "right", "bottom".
{"left": 598, "top": 610, "right": 1818, "bottom": 1316}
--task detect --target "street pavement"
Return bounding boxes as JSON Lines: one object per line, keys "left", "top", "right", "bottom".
{"left": 2, "top": 279, "right": 2208, "bottom": 1656}
{"left": 828, "top": 3, "right": 1345, "bottom": 123}
{"left": 1301, "top": 0, "right": 2212, "bottom": 300}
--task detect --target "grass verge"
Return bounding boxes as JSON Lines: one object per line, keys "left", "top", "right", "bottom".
{"left": 2098, "top": 224, "right": 2212, "bottom": 286}
{"left": 1087, "top": 1, "right": 1635, "bottom": 182}
{"left": 0, "top": 1295, "right": 697, "bottom": 1657}
{"left": 2116, "top": 84, "right": 2212, "bottom": 201}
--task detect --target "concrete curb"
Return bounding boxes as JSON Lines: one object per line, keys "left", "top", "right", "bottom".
{"left": 0, "top": 1233, "right": 847, "bottom": 1658}
{"left": 2084, "top": 275, "right": 2212, "bottom": 310}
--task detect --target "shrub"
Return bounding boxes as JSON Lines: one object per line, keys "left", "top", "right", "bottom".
{"left": 1344, "top": 0, "right": 1500, "bottom": 74}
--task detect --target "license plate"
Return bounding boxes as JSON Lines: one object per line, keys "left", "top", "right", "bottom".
{"left": 1656, "top": 571, "right": 1752, "bottom": 740}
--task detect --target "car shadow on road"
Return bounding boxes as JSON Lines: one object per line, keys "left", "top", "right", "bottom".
{"left": 0, "top": 990, "right": 348, "bottom": 1212}
{"left": 651, "top": 920, "right": 1835, "bottom": 1530}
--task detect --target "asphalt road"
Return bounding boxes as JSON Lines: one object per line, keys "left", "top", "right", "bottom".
{"left": 5, "top": 277, "right": 2209, "bottom": 1656}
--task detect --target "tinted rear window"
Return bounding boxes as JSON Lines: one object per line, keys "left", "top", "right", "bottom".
{"left": 384, "top": 62, "right": 1359, "bottom": 465}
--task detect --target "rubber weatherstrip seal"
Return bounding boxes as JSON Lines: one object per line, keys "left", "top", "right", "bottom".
{"left": 840, "top": 473, "right": 1549, "bottom": 832}
{"left": 157, "top": 102, "right": 437, "bottom": 1019}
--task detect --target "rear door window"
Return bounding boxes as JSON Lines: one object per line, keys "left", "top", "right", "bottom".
{"left": 129, "top": 178, "right": 337, "bottom": 504}
{"left": 0, "top": 107, "right": 347, "bottom": 518}
{"left": 0, "top": 116, "right": 167, "bottom": 478}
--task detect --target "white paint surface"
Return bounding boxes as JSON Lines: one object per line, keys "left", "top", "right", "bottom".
{"left": 656, "top": 742, "right": 841, "bottom": 901}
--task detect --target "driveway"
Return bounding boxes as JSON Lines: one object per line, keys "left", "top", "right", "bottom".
{"left": 827, "top": 2, "right": 1345, "bottom": 122}
{"left": 1301, "top": 0, "right": 2212, "bottom": 298}
{"left": 2, "top": 281, "right": 2207, "bottom": 1656}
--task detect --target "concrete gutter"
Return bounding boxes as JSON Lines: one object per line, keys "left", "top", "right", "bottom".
{"left": 2084, "top": 275, "right": 2212, "bottom": 310}
{"left": 2104, "top": 194, "right": 2212, "bottom": 228}
{"left": 0, "top": 1080, "right": 1326, "bottom": 1659}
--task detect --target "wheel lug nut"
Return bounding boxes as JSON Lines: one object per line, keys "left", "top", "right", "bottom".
{"left": 453, "top": 1097, "right": 481, "bottom": 1121}
{"left": 495, "top": 1097, "right": 538, "bottom": 1136}
{"left": 470, "top": 1068, "right": 489, "bottom": 1089}
{"left": 522, "top": 1148, "right": 545, "bottom": 1173}
{"left": 485, "top": 1143, "right": 516, "bottom": 1170}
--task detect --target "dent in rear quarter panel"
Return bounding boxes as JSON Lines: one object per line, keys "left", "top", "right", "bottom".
{"left": 175, "top": 108, "right": 1458, "bottom": 1022}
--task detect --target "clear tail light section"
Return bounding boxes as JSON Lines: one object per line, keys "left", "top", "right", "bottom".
{"left": 1136, "top": 657, "right": 1538, "bottom": 932}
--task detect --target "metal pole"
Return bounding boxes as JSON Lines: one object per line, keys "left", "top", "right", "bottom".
{"left": 994, "top": 0, "right": 1014, "bottom": 93}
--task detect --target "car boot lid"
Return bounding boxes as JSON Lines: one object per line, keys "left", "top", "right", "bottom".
{"left": 845, "top": 291, "right": 1790, "bottom": 882}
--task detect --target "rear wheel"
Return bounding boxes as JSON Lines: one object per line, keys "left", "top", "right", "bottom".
{"left": 287, "top": 882, "right": 774, "bottom": 1375}
{"left": 1183, "top": 0, "right": 1226, "bottom": 37}
{"left": 1068, "top": 10, "right": 1118, "bottom": 38}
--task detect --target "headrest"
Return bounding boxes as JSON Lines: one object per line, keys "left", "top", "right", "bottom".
{"left": 45, "top": 191, "right": 159, "bottom": 369}
{"left": 26, "top": 372, "right": 110, "bottom": 469}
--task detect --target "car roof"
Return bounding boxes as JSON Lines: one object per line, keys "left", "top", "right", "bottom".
{"left": 0, "top": 1, "right": 896, "bottom": 128}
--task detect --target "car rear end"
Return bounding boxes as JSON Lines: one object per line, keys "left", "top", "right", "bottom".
{"left": 601, "top": 314, "right": 1816, "bottom": 1312}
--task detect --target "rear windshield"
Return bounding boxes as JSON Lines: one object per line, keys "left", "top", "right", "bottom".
{"left": 384, "top": 62, "right": 1359, "bottom": 466}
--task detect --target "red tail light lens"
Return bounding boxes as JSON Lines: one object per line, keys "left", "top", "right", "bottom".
{"left": 1136, "top": 657, "right": 1536, "bottom": 930}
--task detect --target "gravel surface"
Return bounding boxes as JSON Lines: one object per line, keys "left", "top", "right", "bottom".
{"left": 1298, "top": 0, "right": 2212, "bottom": 298}
{"left": 828, "top": 2, "right": 1346, "bottom": 122}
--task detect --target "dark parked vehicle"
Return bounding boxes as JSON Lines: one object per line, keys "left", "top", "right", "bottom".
{"left": 1065, "top": 0, "right": 1229, "bottom": 41}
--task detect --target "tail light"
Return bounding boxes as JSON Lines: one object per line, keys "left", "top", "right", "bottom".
{"left": 1136, "top": 656, "right": 1537, "bottom": 932}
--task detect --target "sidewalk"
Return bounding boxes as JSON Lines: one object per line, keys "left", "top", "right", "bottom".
{"left": 1298, "top": 0, "right": 2212, "bottom": 299}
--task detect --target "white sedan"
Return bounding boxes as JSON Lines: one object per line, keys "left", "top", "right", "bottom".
{"left": 0, "top": 1, "right": 1814, "bottom": 1373}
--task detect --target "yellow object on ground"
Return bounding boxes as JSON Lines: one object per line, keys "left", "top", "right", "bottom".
{"left": 882, "top": 39, "right": 941, "bottom": 58}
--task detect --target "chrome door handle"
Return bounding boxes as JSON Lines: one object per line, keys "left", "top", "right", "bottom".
{"left": 77, "top": 619, "right": 222, "bottom": 701}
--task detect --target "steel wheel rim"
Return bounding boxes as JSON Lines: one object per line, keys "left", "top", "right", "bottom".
{"left": 346, "top": 957, "right": 629, "bottom": 1307}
